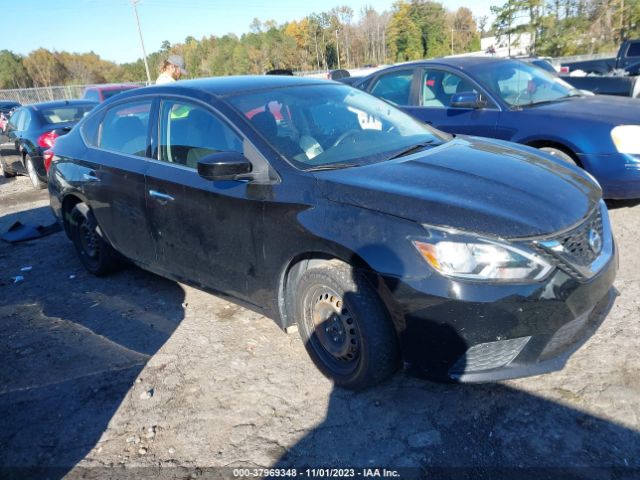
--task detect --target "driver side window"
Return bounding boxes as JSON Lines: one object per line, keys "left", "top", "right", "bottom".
{"left": 158, "top": 100, "right": 243, "bottom": 169}
{"left": 422, "top": 69, "right": 477, "bottom": 108}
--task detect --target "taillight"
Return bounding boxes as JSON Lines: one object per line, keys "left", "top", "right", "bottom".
{"left": 37, "top": 130, "right": 59, "bottom": 148}
{"left": 43, "top": 149, "right": 54, "bottom": 173}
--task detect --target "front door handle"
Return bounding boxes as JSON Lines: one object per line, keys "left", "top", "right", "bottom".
{"left": 149, "top": 190, "right": 175, "bottom": 203}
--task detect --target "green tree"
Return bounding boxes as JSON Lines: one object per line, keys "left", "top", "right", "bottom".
{"left": 0, "top": 50, "right": 31, "bottom": 88}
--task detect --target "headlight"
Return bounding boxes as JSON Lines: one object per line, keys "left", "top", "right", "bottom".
{"left": 611, "top": 125, "right": 640, "bottom": 154}
{"left": 412, "top": 229, "right": 553, "bottom": 282}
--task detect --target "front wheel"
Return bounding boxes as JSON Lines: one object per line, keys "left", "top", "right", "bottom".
{"left": 70, "top": 205, "right": 121, "bottom": 276}
{"left": 25, "top": 156, "right": 46, "bottom": 189}
{"left": 293, "top": 260, "right": 400, "bottom": 390}
{"left": 539, "top": 147, "right": 577, "bottom": 166}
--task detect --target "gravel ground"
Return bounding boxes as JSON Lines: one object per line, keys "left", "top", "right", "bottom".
{"left": 0, "top": 174, "right": 639, "bottom": 480}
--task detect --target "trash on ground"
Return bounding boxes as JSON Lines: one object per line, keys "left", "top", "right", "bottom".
{"left": 1, "top": 221, "right": 62, "bottom": 243}
{"left": 20, "top": 266, "right": 32, "bottom": 272}
{"left": 12, "top": 276, "right": 24, "bottom": 284}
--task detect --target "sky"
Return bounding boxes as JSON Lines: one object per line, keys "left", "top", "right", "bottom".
{"left": 3, "top": 0, "right": 496, "bottom": 64}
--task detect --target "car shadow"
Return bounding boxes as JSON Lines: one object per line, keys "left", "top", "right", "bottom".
{"left": 606, "top": 198, "right": 640, "bottom": 210}
{"left": 0, "top": 205, "right": 186, "bottom": 479}
{"left": 276, "top": 246, "right": 639, "bottom": 477}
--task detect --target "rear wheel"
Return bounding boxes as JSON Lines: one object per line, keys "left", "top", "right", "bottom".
{"left": 292, "top": 260, "right": 400, "bottom": 390}
{"left": 25, "top": 156, "right": 46, "bottom": 189}
{"left": 70, "top": 205, "right": 121, "bottom": 276}
{"left": 0, "top": 157, "right": 15, "bottom": 178}
{"left": 539, "top": 147, "right": 577, "bottom": 166}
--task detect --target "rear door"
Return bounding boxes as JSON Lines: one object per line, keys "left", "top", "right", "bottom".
{"left": 403, "top": 67, "right": 500, "bottom": 137}
{"left": 0, "top": 109, "right": 27, "bottom": 172}
{"left": 82, "top": 98, "right": 156, "bottom": 266}
{"left": 145, "top": 97, "right": 264, "bottom": 301}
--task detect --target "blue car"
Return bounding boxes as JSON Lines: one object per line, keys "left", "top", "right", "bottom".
{"left": 356, "top": 57, "right": 640, "bottom": 199}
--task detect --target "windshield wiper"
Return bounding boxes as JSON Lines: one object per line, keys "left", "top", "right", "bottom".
{"left": 521, "top": 93, "right": 583, "bottom": 108}
{"left": 388, "top": 140, "right": 438, "bottom": 160}
{"left": 305, "top": 163, "right": 360, "bottom": 172}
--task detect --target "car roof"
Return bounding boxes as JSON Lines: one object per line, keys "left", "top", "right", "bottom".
{"left": 140, "top": 75, "right": 332, "bottom": 97}
{"left": 85, "top": 84, "right": 140, "bottom": 92}
{"left": 389, "top": 56, "right": 512, "bottom": 70}
{"left": 25, "top": 99, "right": 98, "bottom": 111}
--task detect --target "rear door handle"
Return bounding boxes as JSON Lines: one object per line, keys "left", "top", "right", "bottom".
{"left": 149, "top": 190, "right": 175, "bottom": 203}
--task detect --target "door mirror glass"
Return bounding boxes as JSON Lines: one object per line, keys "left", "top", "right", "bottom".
{"left": 450, "top": 91, "right": 487, "bottom": 109}
{"left": 197, "top": 151, "right": 252, "bottom": 181}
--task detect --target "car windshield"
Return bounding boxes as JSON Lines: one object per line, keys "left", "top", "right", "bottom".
{"left": 471, "top": 60, "right": 582, "bottom": 107}
{"left": 39, "top": 105, "right": 94, "bottom": 125}
{"left": 227, "top": 84, "right": 446, "bottom": 170}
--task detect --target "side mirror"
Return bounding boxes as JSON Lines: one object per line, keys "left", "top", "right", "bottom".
{"left": 197, "top": 151, "right": 252, "bottom": 181}
{"left": 450, "top": 91, "right": 487, "bottom": 109}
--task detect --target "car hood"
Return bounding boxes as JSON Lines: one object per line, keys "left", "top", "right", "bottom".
{"left": 315, "top": 137, "right": 601, "bottom": 238}
{"left": 522, "top": 95, "right": 640, "bottom": 124}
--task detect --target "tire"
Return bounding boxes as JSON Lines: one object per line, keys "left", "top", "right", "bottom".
{"left": 539, "top": 147, "right": 577, "bottom": 166}
{"left": 0, "top": 157, "right": 15, "bottom": 178}
{"left": 70, "top": 204, "right": 121, "bottom": 276}
{"left": 292, "top": 260, "right": 400, "bottom": 390}
{"left": 25, "top": 156, "right": 46, "bottom": 189}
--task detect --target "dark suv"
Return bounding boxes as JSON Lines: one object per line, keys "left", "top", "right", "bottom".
{"left": 48, "top": 77, "right": 617, "bottom": 389}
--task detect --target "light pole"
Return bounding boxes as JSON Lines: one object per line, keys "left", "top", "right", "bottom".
{"left": 131, "top": 0, "right": 152, "bottom": 85}
{"left": 335, "top": 29, "right": 341, "bottom": 70}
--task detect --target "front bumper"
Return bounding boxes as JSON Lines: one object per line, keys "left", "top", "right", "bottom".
{"left": 383, "top": 242, "right": 618, "bottom": 383}
{"left": 579, "top": 152, "right": 640, "bottom": 199}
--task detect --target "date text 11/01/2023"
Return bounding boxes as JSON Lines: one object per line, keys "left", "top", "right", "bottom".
{"left": 232, "top": 468, "right": 401, "bottom": 477}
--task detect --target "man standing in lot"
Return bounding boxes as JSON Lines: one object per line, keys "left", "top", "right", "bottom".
{"left": 156, "top": 55, "right": 187, "bottom": 84}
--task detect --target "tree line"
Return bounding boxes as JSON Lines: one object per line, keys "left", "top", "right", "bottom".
{"left": 491, "top": 0, "right": 640, "bottom": 57}
{"left": 0, "top": 0, "right": 638, "bottom": 90}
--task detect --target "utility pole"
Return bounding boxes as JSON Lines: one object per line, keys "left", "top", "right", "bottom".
{"left": 131, "top": 0, "right": 152, "bottom": 85}
{"left": 335, "top": 30, "right": 341, "bottom": 69}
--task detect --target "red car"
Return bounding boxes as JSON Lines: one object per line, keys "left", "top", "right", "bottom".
{"left": 83, "top": 84, "right": 141, "bottom": 103}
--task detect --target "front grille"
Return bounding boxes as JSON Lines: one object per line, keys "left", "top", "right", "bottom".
{"left": 449, "top": 336, "right": 530, "bottom": 376}
{"left": 534, "top": 205, "right": 608, "bottom": 281}
{"left": 556, "top": 209, "right": 603, "bottom": 267}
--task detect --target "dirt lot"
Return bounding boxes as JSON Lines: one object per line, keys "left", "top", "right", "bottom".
{"left": 1, "top": 174, "right": 639, "bottom": 479}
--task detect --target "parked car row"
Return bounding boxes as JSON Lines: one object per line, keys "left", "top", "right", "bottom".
{"left": 350, "top": 56, "right": 640, "bottom": 199}
{"left": 0, "top": 84, "right": 140, "bottom": 188}
{"left": 46, "top": 73, "right": 618, "bottom": 389}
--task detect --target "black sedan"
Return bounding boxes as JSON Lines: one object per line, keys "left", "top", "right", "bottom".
{"left": 0, "top": 100, "right": 96, "bottom": 188}
{"left": 48, "top": 76, "right": 617, "bottom": 389}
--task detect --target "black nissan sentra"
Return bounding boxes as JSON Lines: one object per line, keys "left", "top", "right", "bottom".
{"left": 48, "top": 76, "right": 617, "bottom": 389}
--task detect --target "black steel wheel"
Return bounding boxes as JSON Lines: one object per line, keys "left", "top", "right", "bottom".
{"left": 293, "top": 260, "right": 400, "bottom": 390}
{"left": 70, "top": 204, "right": 121, "bottom": 276}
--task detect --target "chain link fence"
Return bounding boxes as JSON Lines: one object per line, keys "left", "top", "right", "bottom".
{"left": 0, "top": 82, "right": 147, "bottom": 105}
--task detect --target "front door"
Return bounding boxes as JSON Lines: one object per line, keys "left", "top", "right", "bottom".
{"left": 403, "top": 68, "right": 501, "bottom": 138}
{"left": 145, "top": 98, "right": 264, "bottom": 301}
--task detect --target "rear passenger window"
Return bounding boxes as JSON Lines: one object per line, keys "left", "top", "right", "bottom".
{"left": 370, "top": 70, "right": 414, "bottom": 106}
{"left": 99, "top": 100, "right": 151, "bottom": 157}
{"left": 158, "top": 100, "right": 242, "bottom": 169}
